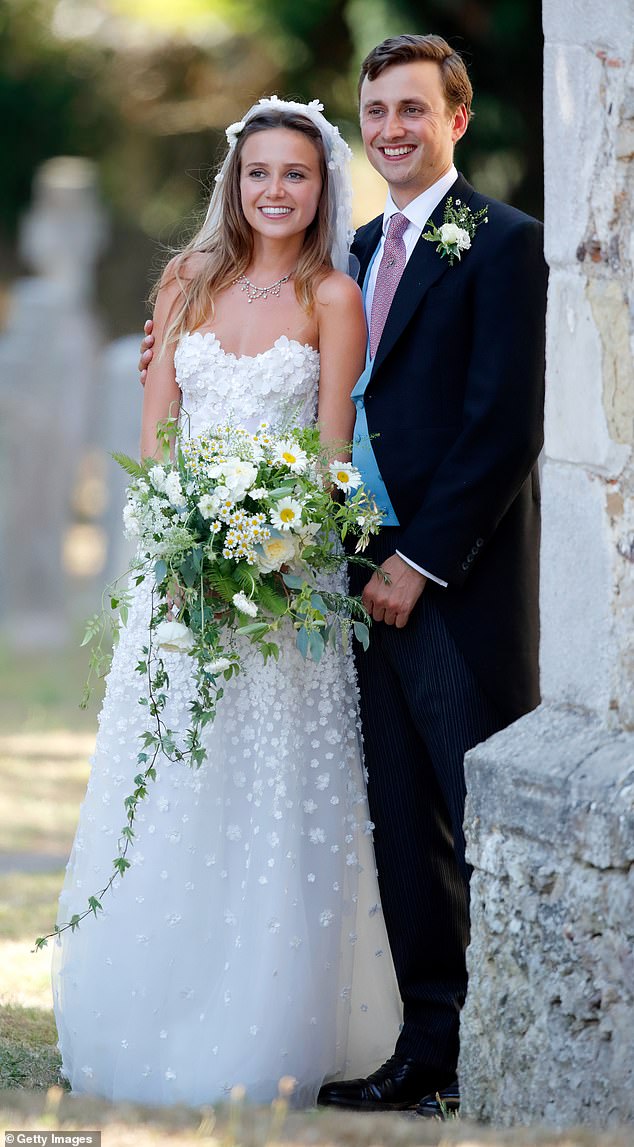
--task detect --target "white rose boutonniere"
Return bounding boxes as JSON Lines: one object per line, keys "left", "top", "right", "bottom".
{"left": 423, "top": 196, "right": 488, "bottom": 266}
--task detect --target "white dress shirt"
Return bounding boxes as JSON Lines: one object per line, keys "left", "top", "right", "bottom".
{"left": 364, "top": 166, "right": 458, "bottom": 589}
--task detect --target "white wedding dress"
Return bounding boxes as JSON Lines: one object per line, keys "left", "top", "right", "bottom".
{"left": 53, "top": 332, "right": 401, "bottom": 1108}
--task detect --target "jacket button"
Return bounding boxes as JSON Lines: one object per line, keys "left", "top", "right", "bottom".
{"left": 461, "top": 561, "right": 469, "bottom": 571}
{"left": 476, "top": 537, "right": 484, "bottom": 547}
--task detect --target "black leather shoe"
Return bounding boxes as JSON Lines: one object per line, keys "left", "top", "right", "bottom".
{"left": 317, "top": 1055, "right": 455, "bottom": 1112}
{"left": 415, "top": 1079, "right": 460, "bottom": 1118}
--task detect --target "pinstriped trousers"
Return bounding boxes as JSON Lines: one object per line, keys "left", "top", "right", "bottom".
{"left": 349, "top": 528, "right": 504, "bottom": 1075}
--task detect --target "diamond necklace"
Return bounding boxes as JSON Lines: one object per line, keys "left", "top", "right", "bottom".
{"left": 234, "top": 269, "right": 294, "bottom": 303}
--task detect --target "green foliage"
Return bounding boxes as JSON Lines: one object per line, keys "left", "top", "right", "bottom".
{"left": 0, "top": 0, "right": 118, "bottom": 239}
{"left": 112, "top": 452, "right": 147, "bottom": 479}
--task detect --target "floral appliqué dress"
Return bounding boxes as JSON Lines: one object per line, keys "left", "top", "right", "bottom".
{"left": 53, "top": 333, "right": 401, "bottom": 1107}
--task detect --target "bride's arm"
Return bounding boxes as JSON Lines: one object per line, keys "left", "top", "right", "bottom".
{"left": 315, "top": 271, "right": 366, "bottom": 458}
{"left": 140, "top": 267, "right": 183, "bottom": 460}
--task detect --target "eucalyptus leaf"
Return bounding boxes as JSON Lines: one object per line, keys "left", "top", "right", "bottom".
{"left": 296, "top": 626, "right": 310, "bottom": 658}
{"left": 282, "top": 573, "right": 304, "bottom": 590}
{"left": 353, "top": 620, "right": 370, "bottom": 651}
{"left": 308, "top": 631, "right": 325, "bottom": 662}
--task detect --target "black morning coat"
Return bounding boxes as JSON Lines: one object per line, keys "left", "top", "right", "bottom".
{"left": 351, "top": 173, "right": 548, "bottom": 724}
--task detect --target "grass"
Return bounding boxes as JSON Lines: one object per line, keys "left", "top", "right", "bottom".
{"left": 0, "top": 639, "right": 95, "bottom": 1094}
{"left": 0, "top": 638, "right": 102, "bottom": 735}
{"left": 0, "top": 1004, "right": 63, "bottom": 1091}
{"left": 0, "top": 737, "right": 91, "bottom": 856}
{"left": 0, "top": 873, "right": 65, "bottom": 943}
{"left": 0, "top": 647, "right": 632, "bottom": 1144}
{"left": 0, "top": 869, "right": 66, "bottom": 1091}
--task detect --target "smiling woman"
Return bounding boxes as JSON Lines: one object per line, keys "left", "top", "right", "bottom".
{"left": 51, "top": 95, "right": 401, "bottom": 1109}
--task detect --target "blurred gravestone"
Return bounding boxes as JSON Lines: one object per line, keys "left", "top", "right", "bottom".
{"left": 0, "top": 157, "right": 107, "bottom": 647}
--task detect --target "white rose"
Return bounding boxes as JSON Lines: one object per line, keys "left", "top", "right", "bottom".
{"left": 164, "top": 471, "right": 184, "bottom": 507}
{"left": 149, "top": 465, "right": 167, "bottom": 493}
{"left": 223, "top": 460, "right": 258, "bottom": 500}
{"left": 155, "top": 620, "right": 195, "bottom": 653}
{"left": 122, "top": 502, "right": 141, "bottom": 537}
{"left": 204, "top": 657, "right": 232, "bottom": 674}
{"left": 456, "top": 228, "right": 471, "bottom": 251}
{"left": 439, "top": 222, "right": 471, "bottom": 251}
{"left": 198, "top": 494, "right": 217, "bottom": 520}
{"left": 210, "top": 459, "right": 257, "bottom": 502}
{"left": 255, "top": 532, "right": 297, "bottom": 573}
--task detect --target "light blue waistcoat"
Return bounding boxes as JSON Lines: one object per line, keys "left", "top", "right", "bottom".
{"left": 351, "top": 243, "right": 399, "bottom": 526}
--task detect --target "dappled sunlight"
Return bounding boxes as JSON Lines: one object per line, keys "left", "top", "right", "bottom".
{"left": 1, "top": 941, "right": 53, "bottom": 1011}
{"left": 0, "top": 733, "right": 92, "bottom": 855}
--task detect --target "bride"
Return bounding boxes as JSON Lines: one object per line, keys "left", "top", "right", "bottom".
{"left": 53, "top": 97, "right": 401, "bottom": 1108}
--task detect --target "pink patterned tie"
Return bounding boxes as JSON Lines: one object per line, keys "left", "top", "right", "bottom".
{"left": 369, "top": 212, "right": 409, "bottom": 359}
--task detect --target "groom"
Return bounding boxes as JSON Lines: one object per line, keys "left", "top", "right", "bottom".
{"left": 138, "top": 33, "right": 547, "bottom": 1115}
{"left": 317, "top": 34, "right": 547, "bottom": 1115}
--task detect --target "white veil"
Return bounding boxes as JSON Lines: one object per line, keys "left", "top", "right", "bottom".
{"left": 195, "top": 96, "right": 355, "bottom": 274}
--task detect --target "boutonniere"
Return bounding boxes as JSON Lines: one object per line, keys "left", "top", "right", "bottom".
{"left": 422, "top": 197, "right": 489, "bottom": 266}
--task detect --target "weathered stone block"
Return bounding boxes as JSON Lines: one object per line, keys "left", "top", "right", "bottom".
{"left": 543, "top": 45, "right": 604, "bottom": 266}
{"left": 539, "top": 464, "right": 614, "bottom": 717}
{"left": 461, "top": 706, "right": 634, "bottom": 1128}
{"left": 543, "top": 2, "right": 634, "bottom": 52}
{"left": 544, "top": 271, "right": 630, "bottom": 474}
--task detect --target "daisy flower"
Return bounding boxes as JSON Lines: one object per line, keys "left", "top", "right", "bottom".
{"left": 273, "top": 440, "right": 308, "bottom": 473}
{"left": 329, "top": 461, "right": 362, "bottom": 493}
{"left": 270, "top": 497, "right": 303, "bottom": 532}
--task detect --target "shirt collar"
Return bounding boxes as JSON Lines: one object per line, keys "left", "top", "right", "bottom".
{"left": 382, "top": 165, "right": 458, "bottom": 235}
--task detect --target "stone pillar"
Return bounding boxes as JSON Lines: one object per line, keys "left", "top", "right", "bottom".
{"left": 0, "top": 157, "right": 107, "bottom": 646}
{"left": 460, "top": 1, "right": 634, "bottom": 1128}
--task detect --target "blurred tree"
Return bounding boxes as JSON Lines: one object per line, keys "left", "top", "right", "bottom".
{"left": 0, "top": 0, "right": 117, "bottom": 250}
{"left": 0, "top": 0, "right": 543, "bottom": 336}
{"left": 378, "top": 0, "right": 544, "bottom": 218}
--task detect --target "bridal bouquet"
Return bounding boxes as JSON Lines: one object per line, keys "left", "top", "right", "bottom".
{"left": 119, "top": 418, "right": 382, "bottom": 706}
{"left": 35, "top": 419, "right": 382, "bottom": 947}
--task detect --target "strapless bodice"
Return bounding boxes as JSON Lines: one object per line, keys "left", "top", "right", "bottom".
{"left": 174, "top": 331, "right": 320, "bottom": 436}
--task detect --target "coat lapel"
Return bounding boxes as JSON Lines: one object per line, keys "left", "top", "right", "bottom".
{"left": 353, "top": 216, "right": 383, "bottom": 287}
{"left": 371, "top": 173, "right": 475, "bottom": 377}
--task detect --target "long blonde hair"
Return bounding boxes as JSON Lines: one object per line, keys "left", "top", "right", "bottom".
{"left": 153, "top": 110, "right": 335, "bottom": 352}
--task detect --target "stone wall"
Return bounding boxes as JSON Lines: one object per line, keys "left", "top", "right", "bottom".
{"left": 460, "top": 0, "right": 634, "bottom": 1128}
{"left": 462, "top": 709, "right": 633, "bottom": 1126}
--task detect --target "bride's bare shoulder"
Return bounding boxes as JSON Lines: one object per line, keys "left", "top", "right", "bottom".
{"left": 315, "top": 268, "right": 363, "bottom": 311}
{"left": 160, "top": 251, "right": 210, "bottom": 286}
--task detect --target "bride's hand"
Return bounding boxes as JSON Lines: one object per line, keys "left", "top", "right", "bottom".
{"left": 139, "top": 319, "right": 155, "bottom": 387}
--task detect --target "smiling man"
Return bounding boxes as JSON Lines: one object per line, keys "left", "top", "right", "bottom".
{"left": 316, "top": 34, "right": 547, "bottom": 1116}
{"left": 137, "top": 33, "right": 547, "bottom": 1118}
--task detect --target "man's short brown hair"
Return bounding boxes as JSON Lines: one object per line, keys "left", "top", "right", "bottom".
{"left": 358, "top": 34, "right": 473, "bottom": 119}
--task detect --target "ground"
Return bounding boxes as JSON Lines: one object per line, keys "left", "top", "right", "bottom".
{"left": 0, "top": 639, "right": 631, "bottom": 1146}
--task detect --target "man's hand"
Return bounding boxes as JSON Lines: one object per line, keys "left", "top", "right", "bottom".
{"left": 361, "top": 553, "right": 426, "bottom": 629}
{"left": 139, "top": 319, "right": 155, "bottom": 386}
